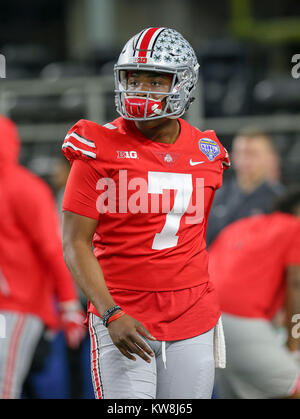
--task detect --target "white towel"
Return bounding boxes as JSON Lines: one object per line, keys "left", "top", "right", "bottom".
{"left": 214, "top": 316, "right": 226, "bottom": 368}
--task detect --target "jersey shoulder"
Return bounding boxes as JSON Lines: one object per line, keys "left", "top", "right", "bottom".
{"left": 191, "top": 125, "right": 231, "bottom": 170}
{"left": 62, "top": 118, "right": 125, "bottom": 163}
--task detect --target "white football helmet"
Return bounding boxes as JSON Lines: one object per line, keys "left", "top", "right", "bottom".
{"left": 114, "top": 27, "right": 200, "bottom": 121}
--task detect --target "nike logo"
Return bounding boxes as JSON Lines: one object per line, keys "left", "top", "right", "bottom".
{"left": 189, "top": 159, "right": 205, "bottom": 166}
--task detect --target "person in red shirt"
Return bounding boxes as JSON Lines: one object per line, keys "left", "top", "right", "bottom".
{"left": 62, "top": 27, "right": 230, "bottom": 399}
{"left": 0, "top": 115, "right": 86, "bottom": 399}
{"left": 208, "top": 188, "right": 300, "bottom": 399}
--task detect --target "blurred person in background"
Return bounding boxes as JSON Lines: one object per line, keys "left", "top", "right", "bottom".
{"left": 206, "top": 128, "right": 283, "bottom": 246}
{"left": 51, "top": 156, "right": 71, "bottom": 217}
{"left": 208, "top": 188, "right": 300, "bottom": 399}
{"left": 50, "top": 156, "right": 90, "bottom": 399}
{"left": 0, "top": 115, "right": 86, "bottom": 399}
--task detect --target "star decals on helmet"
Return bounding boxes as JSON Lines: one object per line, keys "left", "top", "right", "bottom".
{"left": 114, "top": 27, "right": 199, "bottom": 120}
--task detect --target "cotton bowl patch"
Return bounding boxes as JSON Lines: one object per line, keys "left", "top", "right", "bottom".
{"left": 199, "top": 138, "right": 220, "bottom": 161}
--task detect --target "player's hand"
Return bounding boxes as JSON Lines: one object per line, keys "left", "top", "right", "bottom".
{"left": 59, "top": 302, "right": 87, "bottom": 349}
{"left": 107, "top": 313, "right": 156, "bottom": 362}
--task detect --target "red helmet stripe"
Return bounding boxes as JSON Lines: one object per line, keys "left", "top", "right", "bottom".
{"left": 138, "top": 27, "right": 161, "bottom": 58}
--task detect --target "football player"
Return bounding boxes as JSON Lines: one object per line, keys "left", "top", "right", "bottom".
{"left": 62, "top": 27, "right": 230, "bottom": 399}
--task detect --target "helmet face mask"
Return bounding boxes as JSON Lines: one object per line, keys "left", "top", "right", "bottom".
{"left": 114, "top": 28, "right": 199, "bottom": 121}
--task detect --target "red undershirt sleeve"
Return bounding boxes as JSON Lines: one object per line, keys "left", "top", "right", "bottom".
{"left": 62, "top": 159, "right": 102, "bottom": 220}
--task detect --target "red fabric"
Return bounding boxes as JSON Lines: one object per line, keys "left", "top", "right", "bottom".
{"left": 0, "top": 115, "right": 20, "bottom": 167}
{"left": 124, "top": 96, "right": 162, "bottom": 118}
{"left": 60, "top": 309, "right": 87, "bottom": 348}
{"left": 208, "top": 212, "right": 300, "bottom": 320}
{"left": 138, "top": 27, "right": 160, "bottom": 57}
{"left": 62, "top": 117, "right": 229, "bottom": 339}
{"left": 88, "top": 282, "right": 221, "bottom": 341}
{"left": 62, "top": 117, "right": 230, "bottom": 292}
{"left": 0, "top": 116, "right": 78, "bottom": 330}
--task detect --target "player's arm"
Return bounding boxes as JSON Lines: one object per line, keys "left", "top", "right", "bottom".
{"left": 285, "top": 265, "right": 300, "bottom": 352}
{"left": 62, "top": 210, "right": 156, "bottom": 362}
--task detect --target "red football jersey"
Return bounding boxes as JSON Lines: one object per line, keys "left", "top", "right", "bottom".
{"left": 62, "top": 117, "right": 230, "bottom": 339}
{"left": 208, "top": 212, "right": 300, "bottom": 320}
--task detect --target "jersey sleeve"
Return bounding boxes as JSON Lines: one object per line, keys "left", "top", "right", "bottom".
{"left": 62, "top": 159, "right": 101, "bottom": 220}
{"left": 62, "top": 119, "right": 98, "bottom": 163}
{"left": 221, "top": 146, "right": 231, "bottom": 171}
{"left": 62, "top": 119, "right": 108, "bottom": 220}
{"left": 209, "top": 130, "right": 231, "bottom": 171}
{"left": 203, "top": 130, "right": 231, "bottom": 189}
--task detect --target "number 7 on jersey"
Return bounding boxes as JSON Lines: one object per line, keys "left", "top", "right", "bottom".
{"left": 148, "top": 171, "right": 193, "bottom": 250}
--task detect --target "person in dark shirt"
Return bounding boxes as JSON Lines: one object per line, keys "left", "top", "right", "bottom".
{"left": 206, "top": 128, "right": 283, "bottom": 246}
{"left": 208, "top": 188, "right": 300, "bottom": 399}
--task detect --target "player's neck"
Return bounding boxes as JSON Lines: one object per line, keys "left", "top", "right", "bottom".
{"left": 134, "top": 118, "right": 180, "bottom": 144}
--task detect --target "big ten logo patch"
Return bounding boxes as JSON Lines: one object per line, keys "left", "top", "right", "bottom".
{"left": 117, "top": 150, "right": 138, "bottom": 159}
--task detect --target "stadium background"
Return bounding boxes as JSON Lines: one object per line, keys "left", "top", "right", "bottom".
{"left": 0, "top": 0, "right": 299, "bottom": 398}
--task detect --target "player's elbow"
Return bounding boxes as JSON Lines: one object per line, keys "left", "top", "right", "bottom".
{"left": 62, "top": 233, "right": 92, "bottom": 270}
{"left": 62, "top": 229, "right": 79, "bottom": 267}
